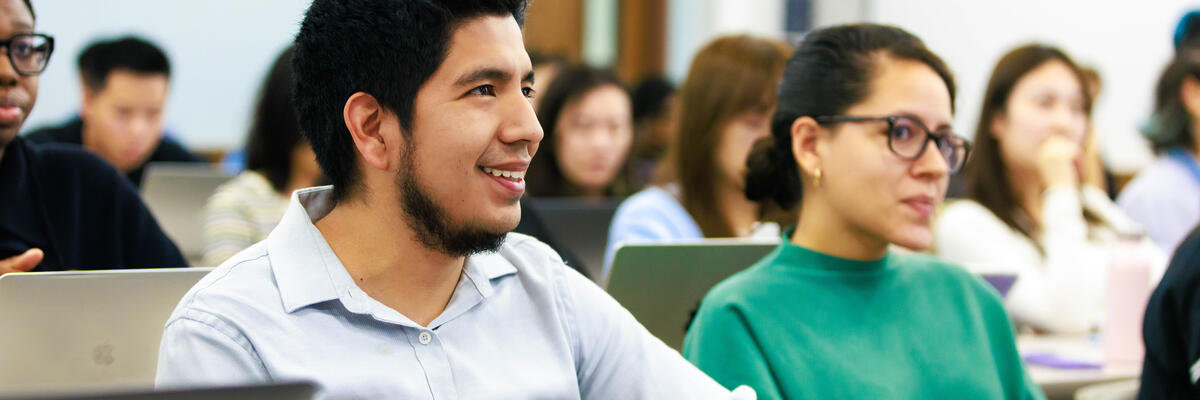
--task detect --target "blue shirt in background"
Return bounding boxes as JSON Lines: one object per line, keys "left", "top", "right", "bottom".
{"left": 1119, "top": 150, "right": 1200, "bottom": 254}
{"left": 603, "top": 185, "right": 703, "bottom": 279}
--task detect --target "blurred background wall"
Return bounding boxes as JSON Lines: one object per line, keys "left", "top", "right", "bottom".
{"left": 23, "top": 0, "right": 1197, "bottom": 173}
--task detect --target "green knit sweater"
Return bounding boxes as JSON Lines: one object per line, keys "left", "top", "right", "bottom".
{"left": 683, "top": 229, "right": 1045, "bottom": 399}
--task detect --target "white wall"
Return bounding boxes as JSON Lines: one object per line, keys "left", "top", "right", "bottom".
{"left": 24, "top": 0, "right": 312, "bottom": 151}
{"left": 666, "top": 0, "right": 787, "bottom": 82}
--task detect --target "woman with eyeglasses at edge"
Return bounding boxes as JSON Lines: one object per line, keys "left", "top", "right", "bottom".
{"left": 682, "top": 24, "right": 1043, "bottom": 399}
{"left": 0, "top": 0, "right": 187, "bottom": 273}
{"left": 934, "top": 44, "right": 1166, "bottom": 335}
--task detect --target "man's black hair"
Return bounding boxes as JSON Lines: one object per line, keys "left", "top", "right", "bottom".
{"left": 292, "top": 0, "right": 528, "bottom": 203}
{"left": 77, "top": 36, "right": 171, "bottom": 92}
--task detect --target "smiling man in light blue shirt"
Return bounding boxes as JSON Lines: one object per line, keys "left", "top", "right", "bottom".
{"left": 154, "top": 0, "right": 750, "bottom": 399}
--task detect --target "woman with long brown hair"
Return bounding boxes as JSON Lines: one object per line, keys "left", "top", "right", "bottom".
{"left": 935, "top": 44, "right": 1164, "bottom": 334}
{"left": 602, "top": 35, "right": 792, "bottom": 280}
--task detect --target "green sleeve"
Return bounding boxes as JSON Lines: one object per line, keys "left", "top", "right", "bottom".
{"left": 972, "top": 277, "right": 1047, "bottom": 400}
{"left": 682, "top": 303, "right": 783, "bottom": 400}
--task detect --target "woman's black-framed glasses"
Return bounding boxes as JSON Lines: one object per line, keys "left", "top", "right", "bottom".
{"left": 0, "top": 33, "right": 54, "bottom": 76}
{"left": 814, "top": 115, "right": 971, "bottom": 173}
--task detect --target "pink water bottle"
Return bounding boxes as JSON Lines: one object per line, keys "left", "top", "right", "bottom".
{"left": 1103, "top": 240, "right": 1151, "bottom": 364}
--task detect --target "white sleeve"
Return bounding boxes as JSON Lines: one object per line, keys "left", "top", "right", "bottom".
{"left": 935, "top": 191, "right": 1104, "bottom": 334}
{"left": 156, "top": 314, "right": 270, "bottom": 388}
{"left": 558, "top": 266, "right": 752, "bottom": 400}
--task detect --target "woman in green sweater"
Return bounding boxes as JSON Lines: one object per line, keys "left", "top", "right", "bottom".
{"left": 682, "top": 24, "right": 1044, "bottom": 400}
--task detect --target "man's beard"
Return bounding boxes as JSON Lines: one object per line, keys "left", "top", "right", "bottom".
{"left": 397, "top": 152, "right": 508, "bottom": 257}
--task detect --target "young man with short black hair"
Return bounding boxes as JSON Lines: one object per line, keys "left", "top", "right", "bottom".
{"left": 24, "top": 36, "right": 200, "bottom": 187}
{"left": 155, "top": 1, "right": 751, "bottom": 398}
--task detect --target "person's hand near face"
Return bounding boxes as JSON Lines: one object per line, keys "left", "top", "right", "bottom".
{"left": 1035, "top": 135, "right": 1081, "bottom": 189}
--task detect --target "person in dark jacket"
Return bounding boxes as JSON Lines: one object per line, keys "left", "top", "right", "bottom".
{"left": 1140, "top": 225, "right": 1200, "bottom": 399}
{"left": 23, "top": 36, "right": 200, "bottom": 187}
{"left": 0, "top": 0, "right": 186, "bottom": 272}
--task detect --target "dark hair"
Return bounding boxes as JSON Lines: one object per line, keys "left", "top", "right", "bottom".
{"left": 244, "top": 46, "right": 307, "bottom": 194}
{"left": 527, "top": 64, "right": 628, "bottom": 197}
{"left": 964, "top": 44, "right": 1092, "bottom": 242}
{"left": 293, "top": 0, "right": 528, "bottom": 203}
{"left": 662, "top": 35, "right": 791, "bottom": 237}
{"left": 744, "top": 24, "right": 955, "bottom": 211}
{"left": 529, "top": 50, "right": 567, "bottom": 69}
{"left": 77, "top": 36, "right": 170, "bottom": 92}
{"left": 1177, "top": 10, "right": 1200, "bottom": 50}
{"left": 631, "top": 76, "right": 674, "bottom": 123}
{"left": 1142, "top": 48, "right": 1200, "bottom": 154}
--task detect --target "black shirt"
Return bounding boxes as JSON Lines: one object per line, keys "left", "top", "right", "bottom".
{"left": 0, "top": 136, "right": 188, "bottom": 270}
{"left": 23, "top": 116, "right": 202, "bottom": 187}
{"left": 1140, "top": 225, "right": 1200, "bottom": 399}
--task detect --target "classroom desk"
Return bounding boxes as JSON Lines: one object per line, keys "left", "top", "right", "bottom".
{"left": 1018, "top": 334, "right": 1141, "bottom": 400}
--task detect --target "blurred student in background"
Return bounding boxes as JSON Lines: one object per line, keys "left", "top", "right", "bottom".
{"left": 201, "top": 46, "right": 322, "bottom": 267}
{"left": 526, "top": 65, "right": 633, "bottom": 198}
{"left": 684, "top": 24, "right": 1040, "bottom": 399}
{"left": 603, "top": 35, "right": 790, "bottom": 279}
{"left": 0, "top": 0, "right": 186, "bottom": 272}
{"left": 628, "top": 76, "right": 676, "bottom": 187}
{"left": 25, "top": 36, "right": 201, "bottom": 187}
{"left": 935, "top": 44, "right": 1164, "bottom": 334}
{"left": 1118, "top": 49, "right": 1200, "bottom": 254}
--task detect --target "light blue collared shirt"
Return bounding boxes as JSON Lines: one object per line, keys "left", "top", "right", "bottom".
{"left": 155, "top": 186, "right": 743, "bottom": 399}
{"left": 1118, "top": 152, "right": 1200, "bottom": 254}
{"left": 603, "top": 186, "right": 703, "bottom": 279}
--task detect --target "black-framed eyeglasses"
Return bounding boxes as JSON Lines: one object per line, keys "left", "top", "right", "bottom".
{"left": 0, "top": 34, "right": 53, "bottom": 76}
{"left": 814, "top": 115, "right": 971, "bottom": 173}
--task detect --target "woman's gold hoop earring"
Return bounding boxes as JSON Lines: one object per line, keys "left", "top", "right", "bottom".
{"left": 813, "top": 168, "right": 822, "bottom": 188}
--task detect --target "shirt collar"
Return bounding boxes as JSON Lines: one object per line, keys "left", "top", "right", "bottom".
{"left": 268, "top": 186, "right": 344, "bottom": 313}
{"left": 268, "top": 186, "right": 520, "bottom": 314}
{"left": 461, "top": 250, "right": 518, "bottom": 298}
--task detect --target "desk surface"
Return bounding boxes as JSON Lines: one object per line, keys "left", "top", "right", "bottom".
{"left": 1018, "top": 335, "right": 1141, "bottom": 400}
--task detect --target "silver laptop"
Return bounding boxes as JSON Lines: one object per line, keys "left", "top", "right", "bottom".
{"left": 0, "top": 268, "right": 213, "bottom": 393}
{"left": 528, "top": 198, "right": 621, "bottom": 280}
{"left": 605, "top": 239, "right": 778, "bottom": 350}
{"left": 1, "top": 381, "right": 316, "bottom": 400}
{"left": 140, "top": 163, "right": 232, "bottom": 262}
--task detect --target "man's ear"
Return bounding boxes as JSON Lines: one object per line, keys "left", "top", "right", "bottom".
{"left": 790, "top": 116, "right": 823, "bottom": 177}
{"left": 343, "top": 92, "right": 399, "bottom": 172}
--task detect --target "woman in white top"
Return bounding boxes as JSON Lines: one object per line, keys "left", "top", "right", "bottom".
{"left": 603, "top": 35, "right": 792, "bottom": 280}
{"left": 202, "top": 46, "right": 322, "bottom": 266}
{"left": 935, "top": 44, "right": 1164, "bottom": 334}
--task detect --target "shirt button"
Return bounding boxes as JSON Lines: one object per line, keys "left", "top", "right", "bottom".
{"left": 418, "top": 331, "right": 432, "bottom": 345}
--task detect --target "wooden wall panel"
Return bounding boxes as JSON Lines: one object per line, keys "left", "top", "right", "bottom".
{"left": 524, "top": 0, "right": 584, "bottom": 62}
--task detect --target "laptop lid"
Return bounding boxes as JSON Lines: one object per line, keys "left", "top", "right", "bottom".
{"left": 0, "top": 268, "right": 212, "bottom": 392}
{"left": 139, "top": 163, "right": 232, "bottom": 261}
{"left": 605, "top": 239, "right": 777, "bottom": 350}
{"left": 1, "top": 381, "right": 317, "bottom": 400}
{"left": 528, "top": 198, "right": 621, "bottom": 281}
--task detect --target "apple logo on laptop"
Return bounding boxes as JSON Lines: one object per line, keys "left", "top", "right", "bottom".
{"left": 93, "top": 342, "right": 115, "bottom": 366}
